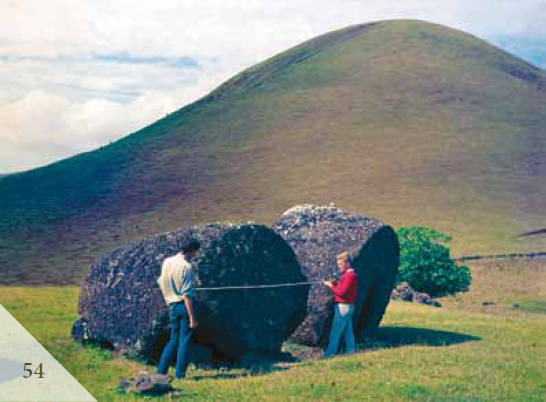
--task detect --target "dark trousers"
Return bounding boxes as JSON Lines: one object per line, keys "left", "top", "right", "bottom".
{"left": 157, "top": 301, "right": 192, "bottom": 378}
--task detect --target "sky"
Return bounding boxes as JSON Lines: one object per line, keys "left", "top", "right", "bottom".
{"left": 1, "top": 0, "right": 545, "bottom": 173}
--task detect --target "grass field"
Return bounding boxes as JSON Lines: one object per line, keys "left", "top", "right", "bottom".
{"left": 1, "top": 259, "right": 545, "bottom": 400}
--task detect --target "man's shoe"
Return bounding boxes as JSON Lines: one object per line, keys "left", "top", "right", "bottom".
{"left": 152, "top": 373, "right": 173, "bottom": 385}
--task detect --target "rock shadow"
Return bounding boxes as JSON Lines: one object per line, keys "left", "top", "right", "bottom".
{"left": 190, "top": 368, "right": 288, "bottom": 381}
{"left": 361, "top": 326, "right": 481, "bottom": 349}
{"left": 188, "top": 351, "right": 294, "bottom": 380}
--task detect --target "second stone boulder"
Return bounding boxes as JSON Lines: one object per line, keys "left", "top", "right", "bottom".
{"left": 272, "top": 204, "right": 400, "bottom": 346}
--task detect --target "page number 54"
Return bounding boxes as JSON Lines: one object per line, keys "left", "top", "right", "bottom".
{"left": 23, "top": 362, "right": 45, "bottom": 379}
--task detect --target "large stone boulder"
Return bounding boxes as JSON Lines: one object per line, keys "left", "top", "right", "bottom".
{"left": 272, "top": 204, "right": 399, "bottom": 346}
{"left": 73, "top": 222, "right": 308, "bottom": 362}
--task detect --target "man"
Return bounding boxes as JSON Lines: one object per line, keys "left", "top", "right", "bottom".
{"left": 156, "top": 238, "right": 200, "bottom": 379}
{"left": 323, "top": 251, "right": 359, "bottom": 358}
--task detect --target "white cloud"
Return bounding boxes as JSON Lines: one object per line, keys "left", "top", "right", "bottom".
{"left": 0, "top": 0, "right": 544, "bottom": 172}
{"left": 4, "top": 1, "right": 542, "bottom": 65}
{"left": 0, "top": 89, "right": 202, "bottom": 172}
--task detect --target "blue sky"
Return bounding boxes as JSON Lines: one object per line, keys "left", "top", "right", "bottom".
{"left": 1, "top": 0, "right": 544, "bottom": 173}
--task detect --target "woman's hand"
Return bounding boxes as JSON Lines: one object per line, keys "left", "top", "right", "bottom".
{"left": 189, "top": 318, "right": 199, "bottom": 329}
{"left": 322, "top": 280, "right": 333, "bottom": 288}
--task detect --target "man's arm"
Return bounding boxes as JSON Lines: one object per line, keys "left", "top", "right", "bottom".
{"left": 328, "top": 275, "right": 352, "bottom": 298}
{"left": 181, "top": 263, "right": 198, "bottom": 328}
{"left": 183, "top": 296, "right": 198, "bottom": 328}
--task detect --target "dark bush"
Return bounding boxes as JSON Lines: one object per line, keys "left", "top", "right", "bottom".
{"left": 396, "top": 226, "right": 471, "bottom": 297}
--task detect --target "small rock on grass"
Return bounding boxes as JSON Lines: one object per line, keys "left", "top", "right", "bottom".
{"left": 391, "top": 282, "right": 442, "bottom": 307}
{"left": 118, "top": 371, "right": 174, "bottom": 395}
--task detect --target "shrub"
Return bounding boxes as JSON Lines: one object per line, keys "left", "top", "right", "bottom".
{"left": 396, "top": 226, "right": 471, "bottom": 297}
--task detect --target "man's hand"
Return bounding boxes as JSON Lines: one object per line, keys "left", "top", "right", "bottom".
{"left": 184, "top": 296, "right": 198, "bottom": 329}
{"left": 323, "top": 280, "right": 333, "bottom": 288}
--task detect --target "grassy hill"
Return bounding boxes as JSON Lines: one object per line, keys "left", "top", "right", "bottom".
{"left": 1, "top": 19, "right": 545, "bottom": 284}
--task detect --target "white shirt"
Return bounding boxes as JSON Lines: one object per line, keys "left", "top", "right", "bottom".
{"left": 157, "top": 252, "right": 195, "bottom": 305}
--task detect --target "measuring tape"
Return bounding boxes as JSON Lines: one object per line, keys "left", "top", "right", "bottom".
{"left": 194, "top": 280, "right": 325, "bottom": 291}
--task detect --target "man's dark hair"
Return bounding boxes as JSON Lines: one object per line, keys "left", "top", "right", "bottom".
{"left": 181, "top": 238, "right": 201, "bottom": 253}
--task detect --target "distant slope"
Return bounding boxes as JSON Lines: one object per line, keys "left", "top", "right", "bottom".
{"left": 1, "top": 20, "right": 545, "bottom": 284}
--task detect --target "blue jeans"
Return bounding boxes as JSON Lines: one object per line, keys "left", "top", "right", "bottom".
{"left": 325, "top": 303, "right": 356, "bottom": 357}
{"left": 157, "top": 302, "right": 192, "bottom": 378}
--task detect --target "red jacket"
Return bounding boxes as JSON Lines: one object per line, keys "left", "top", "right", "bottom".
{"left": 330, "top": 269, "right": 358, "bottom": 304}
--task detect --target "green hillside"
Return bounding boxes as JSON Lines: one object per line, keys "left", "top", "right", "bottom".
{"left": 1, "top": 20, "right": 545, "bottom": 284}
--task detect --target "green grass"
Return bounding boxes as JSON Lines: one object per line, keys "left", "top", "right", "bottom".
{"left": 1, "top": 259, "right": 545, "bottom": 400}
{"left": 513, "top": 300, "right": 546, "bottom": 314}
{"left": 440, "top": 258, "right": 546, "bottom": 316}
{"left": 1, "top": 19, "right": 546, "bottom": 284}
